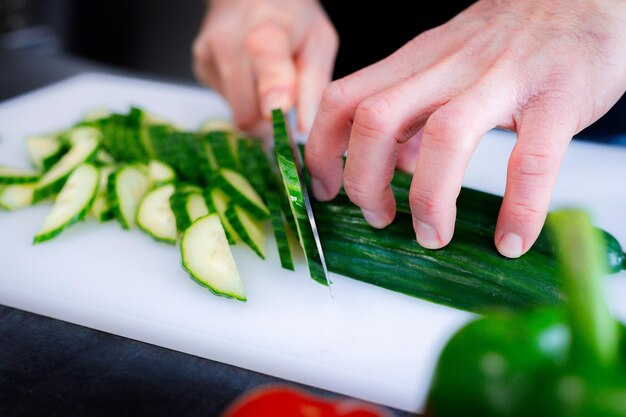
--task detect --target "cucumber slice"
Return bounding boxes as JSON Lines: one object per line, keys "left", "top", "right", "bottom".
{"left": 170, "top": 188, "right": 210, "bottom": 233}
{"left": 82, "top": 108, "right": 111, "bottom": 122}
{"left": 217, "top": 168, "right": 269, "bottom": 220}
{"left": 33, "top": 127, "right": 100, "bottom": 203}
{"left": 272, "top": 109, "right": 327, "bottom": 285}
{"left": 170, "top": 187, "right": 193, "bottom": 232}
{"left": 0, "top": 166, "right": 41, "bottom": 185}
{"left": 200, "top": 118, "right": 234, "bottom": 133}
{"left": 95, "top": 149, "right": 116, "bottom": 165}
{"left": 33, "top": 164, "right": 99, "bottom": 244}
{"left": 90, "top": 166, "right": 115, "bottom": 221}
{"left": 226, "top": 205, "right": 266, "bottom": 259}
{"left": 209, "top": 188, "right": 240, "bottom": 244}
{"left": 237, "top": 138, "right": 268, "bottom": 198}
{"left": 266, "top": 191, "right": 294, "bottom": 270}
{"left": 136, "top": 184, "right": 177, "bottom": 244}
{"left": 149, "top": 160, "right": 176, "bottom": 187}
{"left": 0, "top": 184, "right": 35, "bottom": 211}
{"left": 108, "top": 164, "right": 151, "bottom": 229}
{"left": 207, "top": 131, "right": 239, "bottom": 171}
{"left": 187, "top": 193, "right": 210, "bottom": 222}
{"left": 26, "top": 135, "right": 66, "bottom": 171}
{"left": 181, "top": 214, "right": 246, "bottom": 301}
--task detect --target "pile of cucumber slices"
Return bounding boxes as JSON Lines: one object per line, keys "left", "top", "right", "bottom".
{"left": 0, "top": 107, "right": 299, "bottom": 302}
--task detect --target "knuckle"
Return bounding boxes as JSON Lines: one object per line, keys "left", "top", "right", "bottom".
{"left": 352, "top": 96, "right": 394, "bottom": 140}
{"left": 509, "top": 148, "right": 556, "bottom": 178}
{"left": 409, "top": 186, "right": 447, "bottom": 218}
{"left": 505, "top": 199, "right": 544, "bottom": 224}
{"left": 303, "top": 143, "right": 325, "bottom": 169}
{"left": 245, "top": 22, "right": 283, "bottom": 53}
{"left": 207, "top": 33, "right": 233, "bottom": 60}
{"left": 343, "top": 177, "right": 372, "bottom": 206}
{"left": 422, "top": 108, "right": 470, "bottom": 154}
{"left": 320, "top": 79, "right": 350, "bottom": 113}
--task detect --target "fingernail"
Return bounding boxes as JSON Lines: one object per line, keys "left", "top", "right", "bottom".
{"left": 311, "top": 177, "right": 329, "bottom": 201}
{"left": 415, "top": 221, "right": 441, "bottom": 249}
{"left": 362, "top": 209, "right": 388, "bottom": 229}
{"left": 498, "top": 233, "right": 524, "bottom": 258}
{"left": 262, "top": 91, "right": 289, "bottom": 118}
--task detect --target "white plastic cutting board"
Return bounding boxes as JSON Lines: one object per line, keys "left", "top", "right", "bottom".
{"left": 0, "top": 73, "right": 625, "bottom": 413}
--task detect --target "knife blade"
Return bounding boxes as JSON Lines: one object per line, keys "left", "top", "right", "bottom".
{"left": 285, "top": 109, "right": 333, "bottom": 296}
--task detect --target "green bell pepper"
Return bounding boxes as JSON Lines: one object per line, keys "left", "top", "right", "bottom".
{"left": 427, "top": 210, "right": 626, "bottom": 417}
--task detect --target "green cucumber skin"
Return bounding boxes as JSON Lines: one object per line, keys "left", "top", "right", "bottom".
{"left": 107, "top": 168, "right": 128, "bottom": 229}
{"left": 237, "top": 138, "right": 267, "bottom": 197}
{"left": 272, "top": 109, "right": 327, "bottom": 285}
{"left": 32, "top": 145, "right": 99, "bottom": 204}
{"left": 41, "top": 145, "right": 69, "bottom": 172}
{"left": 33, "top": 165, "right": 99, "bottom": 244}
{"left": 32, "top": 128, "right": 101, "bottom": 204}
{"left": 182, "top": 265, "right": 247, "bottom": 302}
{"left": 238, "top": 138, "right": 295, "bottom": 269}
{"left": 391, "top": 170, "right": 625, "bottom": 274}
{"left": 0, "top": 173, "right": 40, "bottom": 185}
{"left": 148, "top": 127, "right": 212, "bottom": 185}
{"left": 225, "top": 204, "right": 266, "bottom": 259}
{"left": 207, "top": 188, "right": 239, "bottom": 245}
{"left": 215, "top": 171, "right": 270, "bottom": 220}
{"left": 315, "top": 205, "right": 561, "bottom": 312}
{"left": 266, "top": 191, "right": 294, "bottom": 271}
{"left": 169, "top": 189, "right": 194, "bottom": 232}
{"left": 206, "top": 131, "right": 239, "bottom": 171}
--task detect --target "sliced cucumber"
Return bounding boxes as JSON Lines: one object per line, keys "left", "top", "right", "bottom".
{"left": 26, "top": 134, "right": 66, "bottom": 171}
{"left": 33, "top": 127, "right": 100, "bottom": 203}
{"left": 217, "top": 168, "right": 269, "bottom": 220}
{"left": 181, "top": 214, "right": 246, "bottom": 301}
{"left": 237, "top": 138, "right": 268, "bottom": 198}
{"left": 267, "top": 191, "right": 294, "bottom": 270}
{"left": 187, "top": 193, "right": 209, "bottom": 222}
{"left": 108, "top": 164, "right": 151, "bottom": 229}
{"left": 170, "top": 188, "right": 192, "bottom": 231}
{"left": 200, "top": 118, "right": 234, "bottom": 133}
{"left": 33, "top": 164, "right": 99, "bottom": 244}
{"left": 208, "top": 188, "right": 239, "bottom": 244}
{"left": 0, "top": 166, "right": 41, "bottom": 185}
{"left": 136, "top": 184, "right": 177, "bottom": 244}
{"left": 90, "top": 166, "right": 115, "bottom": 221}
{"left": 207, "top": 131, "right": 239, "bottom": 171}
{"left": 149, "top": 160, "right": 176, "bottom": 187}
{"left": 0, "top": 183, "right": 35, "bottom": 211}
{"left": 95, "top": 149, "right": 116, "bottom": 165}
{"left": 272, "top": 109, "right": 327, "bottom": 285}
{"left": 226, "top": 205, "right": 266, "bottom": 259}
{"left": 170, "top": 185, "right": 208, "bottom": 232}
{"left": 82, "top": 108, "right": 111, "bottom": 122}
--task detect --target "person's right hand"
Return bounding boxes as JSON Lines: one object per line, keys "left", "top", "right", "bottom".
{"left": 192, "top": 0, "right": 338, "bottom": 138}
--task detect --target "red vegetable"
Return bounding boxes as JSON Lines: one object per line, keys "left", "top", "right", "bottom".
{"left": 222, "top": 385, "right": 389, "bottom": 417}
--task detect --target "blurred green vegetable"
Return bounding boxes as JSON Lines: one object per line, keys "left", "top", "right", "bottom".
{"left": 428, "top": 209, "right": 626, "bottom": 417}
